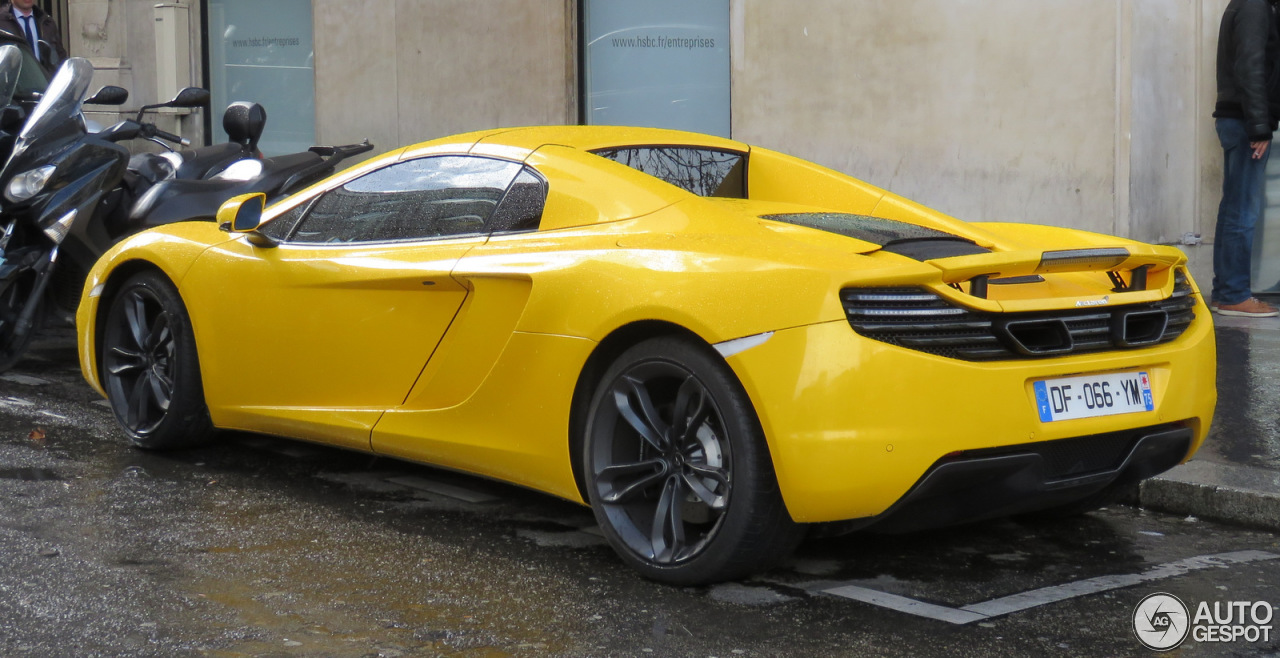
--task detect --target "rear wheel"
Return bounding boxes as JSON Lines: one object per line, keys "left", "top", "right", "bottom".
{"left": 100, "top": 271, "right": 213, "bottom": 449}
{"left": 583, "top": 336, "right": 801, "bottom": 585}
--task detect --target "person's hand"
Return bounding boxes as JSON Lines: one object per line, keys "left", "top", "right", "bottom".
{"left": 1252, "top": 140, "right": 1271, "bottom": 159}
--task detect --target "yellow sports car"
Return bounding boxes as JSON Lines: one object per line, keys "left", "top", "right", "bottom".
{"left": 77, "top": 126, "right": 1215, "bottom": 585}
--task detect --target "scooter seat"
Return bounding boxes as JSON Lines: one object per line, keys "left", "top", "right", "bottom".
{"left": 182, "top": 142, "right": 252, "bottom": 179}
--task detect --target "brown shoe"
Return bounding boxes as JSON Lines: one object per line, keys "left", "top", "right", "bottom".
{"left": 1213, "top": 297, "right": 1279, "bottom": 317}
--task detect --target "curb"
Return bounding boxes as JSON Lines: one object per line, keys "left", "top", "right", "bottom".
{"left": 1138, "top": 460, "right": 1280, "bottom": 532}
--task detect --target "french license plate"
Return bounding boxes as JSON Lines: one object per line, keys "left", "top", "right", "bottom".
{"left": 1033, "top": 371, "right": 1153, "bottom": 422}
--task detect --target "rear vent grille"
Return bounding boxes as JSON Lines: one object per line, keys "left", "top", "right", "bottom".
{"left": 842, "top": 271, "right": 1196, "bottom": 361}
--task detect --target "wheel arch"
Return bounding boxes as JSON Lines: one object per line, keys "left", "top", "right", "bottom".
{"left": 567, "top": 319, "right": 730, "bottom": 503}
{"left": 90, "top": 259, "right": 180, "bottom": 386}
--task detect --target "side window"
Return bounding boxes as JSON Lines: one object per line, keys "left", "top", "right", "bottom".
{"left": 289, "top": 156, "right": 522, "bottom": 244}
{"left": 488, "top": 167, "right": 547, "bottom": 233}
{"left": 591, "top": 146, "right": 746, "bottom": 198}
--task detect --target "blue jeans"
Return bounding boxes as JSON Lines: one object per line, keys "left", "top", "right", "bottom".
{"left": 1214, "top": 118, "right": 1272, "bottom": 305}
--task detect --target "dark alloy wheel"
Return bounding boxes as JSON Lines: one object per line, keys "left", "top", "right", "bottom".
{"left": 584, "top": 336, "right": 801, "bottom": 585}
{"left": 101, "top": 271, "right": 213, "bottom": 449}
{"left": 0, "top": 270, "right": 43, "bottom": 373}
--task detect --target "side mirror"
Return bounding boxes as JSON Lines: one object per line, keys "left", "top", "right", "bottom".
{"left": 85, "top": 85, "right": 128, "bottom": 105}
{"left": 217, "top": 192, "right": 276, "bottom": 247}
{"left": 169, "top": 87, "right": 209, "bottom": 108}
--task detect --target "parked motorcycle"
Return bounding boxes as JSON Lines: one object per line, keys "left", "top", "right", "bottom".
{"left": 0, "top": 55, "right": 371, "bottom": 370}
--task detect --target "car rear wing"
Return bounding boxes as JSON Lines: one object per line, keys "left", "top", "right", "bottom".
{"left": 929, "top": 246, "right": 1186, "bottom": 301}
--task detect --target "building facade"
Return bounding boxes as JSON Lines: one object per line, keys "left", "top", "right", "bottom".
{"left": 54, "top": 0, "right": 1247, "bottom": 283}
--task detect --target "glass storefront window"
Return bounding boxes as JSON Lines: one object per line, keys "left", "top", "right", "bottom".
{"left": 583, "top": 0, "right": 731, "bottom": 137}
{"left": 207, "top": 0, "right": 314, "bottom": 155}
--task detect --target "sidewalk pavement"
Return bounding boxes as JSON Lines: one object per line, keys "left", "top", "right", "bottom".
{"left": 1135, "top": 312, "right": 1280, "bottom": 531}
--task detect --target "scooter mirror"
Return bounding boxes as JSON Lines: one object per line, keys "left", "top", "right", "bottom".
{"left": 36, "top": 40, "right": 60, "bottom": 71}
{"left": 85, "top": 85, "right": 128, "bottom": 106}
{"left": 169, "top": 87, "right": 210, "bottom": 108}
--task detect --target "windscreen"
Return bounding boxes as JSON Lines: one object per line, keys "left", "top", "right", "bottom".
{"left": 11, "top": 57, "right": 92, "bottom": 160}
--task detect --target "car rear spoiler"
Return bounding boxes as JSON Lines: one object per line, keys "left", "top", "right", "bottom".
{"left": 930, "top": 246, "right": 1185, "bottom": 300}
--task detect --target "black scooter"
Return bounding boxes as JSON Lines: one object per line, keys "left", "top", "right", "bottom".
{"left": 0, "top": 55, "right": 371, "bottom": 370}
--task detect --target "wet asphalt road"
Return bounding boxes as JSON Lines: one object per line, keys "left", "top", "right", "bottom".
{"left": 0, "top": 332, "right": 1278, "bottom": 657}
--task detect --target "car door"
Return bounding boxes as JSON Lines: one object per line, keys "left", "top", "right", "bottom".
{"left": 180, "top": 154, "right": 525, "bottom": 450}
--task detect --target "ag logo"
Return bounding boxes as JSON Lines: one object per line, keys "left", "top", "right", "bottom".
{"left": 1134, "top": 593, "right": 1190, "bottom": 651}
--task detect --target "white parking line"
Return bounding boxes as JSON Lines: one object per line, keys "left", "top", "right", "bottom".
{"left": 817, "top": 550, "right": 1279, "bottom": 625}
{"left": 822, "top": 585, "right": 987, "bottom": 625}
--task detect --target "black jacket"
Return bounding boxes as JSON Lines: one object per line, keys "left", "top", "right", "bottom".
{"left": 1215, "top": 0, "right": 1280, "bottom": 140}
{"left": 0, "top": 2, "right": 64, "bottom": 70}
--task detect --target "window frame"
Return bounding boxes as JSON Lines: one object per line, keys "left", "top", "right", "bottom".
{"left": 264, "top": 154, "right": 549, "bottom": 246}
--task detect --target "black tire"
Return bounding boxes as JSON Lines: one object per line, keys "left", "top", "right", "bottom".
{"left": 583, "top": 336, "right": 802, "bottom": 585}
{"left": 100, "top": 271, "right": 213, "bottom": 449}
{"left": 0, "top": 270, "right": 44, "bottom": 373}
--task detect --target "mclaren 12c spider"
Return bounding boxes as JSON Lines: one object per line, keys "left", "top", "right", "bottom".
{"left": 77, "top": 126, "right": 1216, "bottom": 584}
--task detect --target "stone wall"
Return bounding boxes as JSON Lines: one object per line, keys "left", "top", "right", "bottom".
{"left": 71, "top": 0, "right": 1232, "bottom": 246}
{"left": 732, "top": 0, "right": 1222, "bottom": 245}
{"left": 311, "top": 0, "right": 575, "bottom": 156}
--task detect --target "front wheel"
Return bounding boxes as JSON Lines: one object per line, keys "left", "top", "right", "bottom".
{"left": 583, "top": 336, "right": 802, "bottom": 585}
{"left": 100, "top": 271, "right": 213, "bottom": 449}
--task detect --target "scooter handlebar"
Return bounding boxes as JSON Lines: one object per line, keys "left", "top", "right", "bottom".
{"left": 152, "top": 128, "right": 190, "bottom": 147}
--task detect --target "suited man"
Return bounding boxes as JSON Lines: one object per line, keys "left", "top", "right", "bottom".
{"left": 0, "top": 0, "right": 65, "bottom": 66}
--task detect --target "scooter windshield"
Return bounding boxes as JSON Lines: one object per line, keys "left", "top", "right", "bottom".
{"left": 0, "top": 45, "right": 23, "bottom": 108}
{"left": 11, "top": 57, "right": 93, "bottom": 157}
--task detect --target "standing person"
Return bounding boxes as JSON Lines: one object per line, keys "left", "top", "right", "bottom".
{"left": 1213, "top": 0, "right": 1280, "bottom": 317}
{"left": 0, "top": 0, "right": 65, "bottom": 67}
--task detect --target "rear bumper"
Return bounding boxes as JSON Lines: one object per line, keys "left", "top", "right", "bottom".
{"left": 725, "top": 295, "right": 1215, "bottom": 523}
{"left": 855, "top": 423, "right": 1191, "bottom": 533}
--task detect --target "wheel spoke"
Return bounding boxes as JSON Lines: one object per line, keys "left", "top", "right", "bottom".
{"left": 681, "top": 467, "right": 728, "bottom": 510}
{"left": 613, "top": 376, "right": 669, "bottom": 451}
{"left": 595, "top": 459, "right": 667, "bottom": 503}
{"left": 123, "top": 293, "right": 150, "bottom": 349}
{"left": 684, "top": 461, "right": 729, "bottom": 485}
{"left": 671, "top": 376, "right": 711, "bottom": 445}
{"left": 125, "top": 371, "right": 151, "bottom": 429}
{"left": 147, "top": 313, "right": 170, "bottom": 351}
{"left": 105, "top": 346, "right": 146, "bottom": 375}
{"left": 147, "top": 369, "right": 172, "bottom": 412}
{"left": 151, "top": 365, "right": 173, "bottom": 392}
{"left": 649, "top": 476, "right": 685, "bottom": 563}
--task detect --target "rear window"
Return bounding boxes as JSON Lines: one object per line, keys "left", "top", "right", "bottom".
{"left": 592, "top": 146, "right": 746, "bottom": 198}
